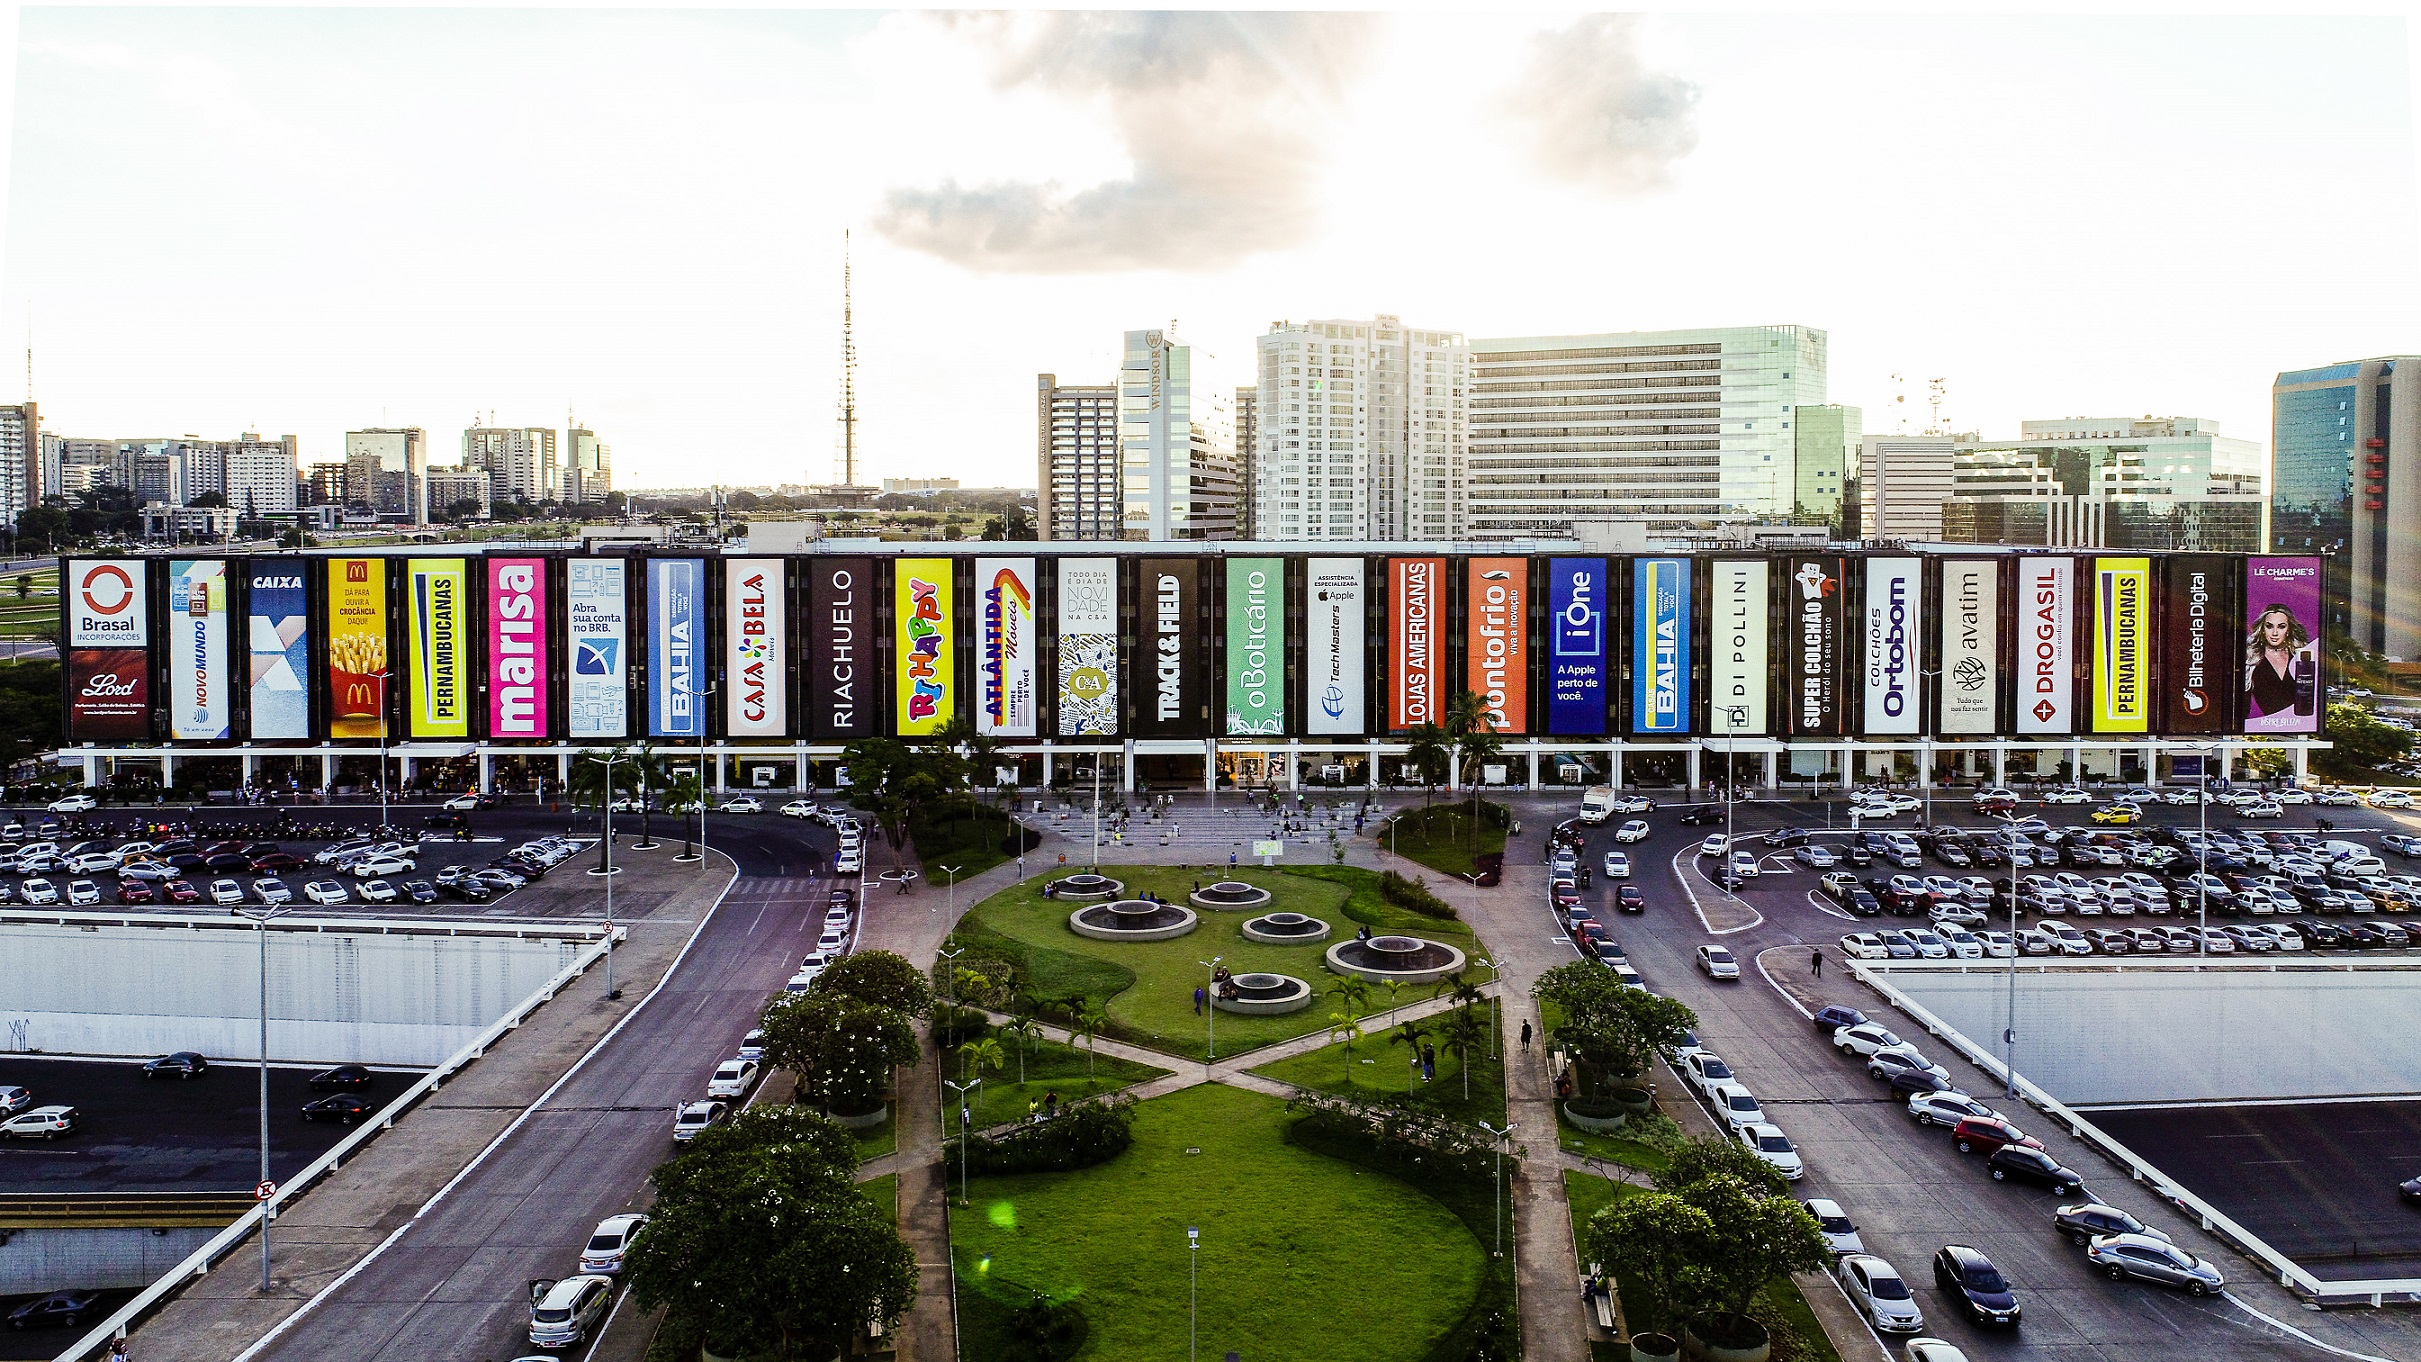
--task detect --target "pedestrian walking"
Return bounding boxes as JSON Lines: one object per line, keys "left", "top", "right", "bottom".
{"left": 1811, "top": 949, "right": 1823, "bottom": 978}
{"left": 1420, "top": 1042, "right": 1436, "bottom": 1083}
{"left": 1519, "top": 1019, "right": 1533, "bottom": 1050}
{"left": 1193, "top": 985, "right": 1207, "bottom": 1015}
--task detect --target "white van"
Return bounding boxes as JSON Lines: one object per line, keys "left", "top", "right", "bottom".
{"left": 1579, "top": 787, "right": 1618, "bottom": 825}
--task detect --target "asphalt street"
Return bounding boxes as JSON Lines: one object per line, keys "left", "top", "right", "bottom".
{"left": 0, "top": 1058, "right": 355, "bottom": 1192}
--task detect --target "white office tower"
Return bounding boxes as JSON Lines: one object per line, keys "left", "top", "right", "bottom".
{"left": 1119, "top": 329, "right": 1239, "bottom": 540}
{"left": 345, "top": 427, "right": 427, "bottom": 520}
{"left": 1253, "top": 316, "right": 1469, "bottom": 541}
{"left": 1861, "top": 433, "right": 1958, "bottom": 540}
{"left": 220, "top": 435, "right": 299, "bottom": 514}
{"left": 1465, "top": 325, "right": 1826, "bottom": 539}
{"left": 463, "top": 426, "right": 560, "bottom": 505}
{"left": 566, "top": 427, "right": 611, "bottom": 503}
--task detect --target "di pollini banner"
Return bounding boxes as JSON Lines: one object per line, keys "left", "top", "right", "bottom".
{"left": 67, "top": 559, "right": 151, "bottom": 742}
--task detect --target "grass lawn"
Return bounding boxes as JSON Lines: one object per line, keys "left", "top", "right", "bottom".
{"left": 861, "top": 1171, "right": 898, "bottom": 1222}
{"left": 1377, "top": 800, "right": 1509, "bottom": 878}
{"left": 849, "top": 1107, "right": 898, "bottom": 1163}
{"left": 937, "top": 1037, "right": 1170, "bottom": 1131}
{"left": 1554, "top": 1108, "right": 1680, "bottom": 1176}
{"left": 1249, "top": 1011, "right": 1507, "bottom": 1127}
{"left": 949, "top": 863, "right": 1491, "bottom": 1062}
{"left": 953, "top": 1084, "right": 1487, "bottom": 1362}
{"left": 1563, "top": 1170, "right": 1841, "bottom": 1362}
{"left": 911, "top": 800, "right": 1035, "bottom": 880}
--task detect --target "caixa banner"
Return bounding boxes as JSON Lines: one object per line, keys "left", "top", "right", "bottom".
{"left": 67, "top": 559, "right": 150, "bottom": 742}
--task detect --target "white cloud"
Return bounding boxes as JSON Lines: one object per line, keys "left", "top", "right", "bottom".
{"left": 1496, "top": 14, "right": 1699, "bottom": 194}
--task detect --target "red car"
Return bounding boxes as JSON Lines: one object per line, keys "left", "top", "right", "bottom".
{"left": 251, "top": 852, "right": 306, "bottom": 873}
{"left": 1951, "top": 1115, "right": 2044, "bottom": 1156}
{"left": 161, "top": 879, "right": 202, "bottom": 904}
{"left": 1616, "top": 885, "right": 1647, "bottom": 914}
{"left": 115, "top": 879, "right": 155, "bottom": 904}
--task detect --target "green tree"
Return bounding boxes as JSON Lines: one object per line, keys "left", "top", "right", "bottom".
{"left": 12, "top": 574, "right": 29, "bottom": 600}
{"left": 2323, "top": 702, "right": 2416, "bottom": 775}
{"left": 665, "top": 766, "right": 706, "bottom": 858}
{"left": 1654, "top": 1134, "right": 1790, "bottom": 1201}
{"left": 1446, "top": 688, "right": 1507, "bottom": 846}
{"left": 814, "top": 950, "right": 935, "bottom": 1019}
{"left": 1002, "top": 1013, "right": 1043, "bottom": 1086}
{"left": 626, "top": 1106, "right": 916, "bottom": 1359}
{"left": 1534, "top": 961, "right": 1698, "bottom": 1084}
{"left": 1584, "top": 1190, "right": 1714, "bottom": 1335}
{"left": 839, "top": 737, "right": 939, "bottom": 880}
{"left": 1439, "top": 1002, "right": 1489, "bottom": 1102}
{"left": 758, "top": 992, "right": 921, "bottom": 1115}
{"left": 1665, "top": 1174, "right": 1830, "bottom": 1320}
{"left": 1387, "top": 1017, "right": 1430, "bottom": 1094}
{"left": 956, "top": 1034, "right": 1006, "bottom": 1085}
{"left": 1072, "top": 999, "right": 1110, "bottom": 1078}
{"left": 1403, "top": 721, "right": 1450, "bottom": 816}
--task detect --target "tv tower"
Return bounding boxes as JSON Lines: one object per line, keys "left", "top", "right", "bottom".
{"left": 837, "top": 230, "right": 858, "bottom": 487}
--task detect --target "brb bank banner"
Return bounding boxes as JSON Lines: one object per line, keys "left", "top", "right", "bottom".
{"left": 1631, "top": 558, "right": 1690, "bottom": 735}
{"left": 565, "top": 560, "right": 627, "bottom": 741}
{"left": 67, "top": 559, "right": 150, "bottom": 742}
{"left": 1547, "top": 558, "right": 1607, "bottom": 737}
{"left": 487, "top": 558, "right": 551, "bottom": 740}
{"left": 1863, "top": 557, "right": 1921, "bottom": 736}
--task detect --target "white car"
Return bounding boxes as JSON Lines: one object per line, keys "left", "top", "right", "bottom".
{"left": 2371, "top": 790, "right": 2417, "bottom": 809}
{"left": 1975, "top": 930, "right": 2017, "bottom": 958}
{"left": 672, "top": 1099, "right": 729, "bottom": 1141}
{"left": 706, "top": 1058, "right": 760, "bottom": 1098}
{"left": 1839, "top": 1255, "right": 1925, "bottom": 1334}
{"left": 1834, "top": 1022, "right": 1923, "bottom": 1062}
{"left": 780, "top": 800, "right": 818, "bottom": 819}
{"left": 1839, "top": 933, "right": 1890, "bottom": 961}
{"left": 784, "top": 965, "right": 824, "bottom": 994}
{"left": 302, "top": 880, "right": 350, "bottom": 906}
{"left": 528, "top": 1274, "right": 615, "bottom": 1348}
{"left": 2237, "top": 800, "right": 2285, "bottom": 819}
{"left": 1727, "top": 850, "right": 1761, "bottom": 879}
{"left": 442, "top": 794, "right": 480, "bottom": 811}
{"left": 816, "top": 925, "right": 848, "bottom": 953}
{"left": 1613, "top": 820, "right": 1650, "bottom": 844}
{"left": 2043, "top": 787, "right": 2093, "bottom": 805}
{"left": 1697, "top": 834, "right": 1729, "bottom": 857}
{"left": 1804, "top": 1197, "right": 1865, "bottom": 1257}
{"left": 208, "top": 878, "right": 245, "bottom": 906}
{"left": 1695, "top": 944, "right": 1741, "bottom": 980}
{"left": 1609, "top": 795, "right": 1654, "bottom": 814}
{"left": 1902, "top": 928, "right": 1950, "bottom": 960}
{"left": 2273, "top": 788, "right": 2315, "bottom": 805}
{"left": 1680, "top": 1052, "right": 1739, "bottom": 1099}
{"left": 254, "top": 878, "right": 293, "bottom": 904}
{"left": 579, "top": 1212, "right": 651, "bottom": 1275}
{"left": 834, "top": 853, "right": 863, "bottom": 875}
{"left": 1904, "top": 1342, "right": 1970, "bottom": 1362}
{"left": 1937, "top": 927, "right": 1985, "bottom": 960}
{"left": 65, "top": 880, "right": 102, "bottom": 906}
{"left": 357, "top": 878, "right": 398, "bottom": 903}
{"left": 46, "top": 794, "right": 98, "bottom": 814}
{"left": 1736, "top": 1122, "right": 1803, "bottom": 1180}
{"left": 720, "top": 796, "right": 764, "bottom": 814}
{"left": 352, "top": 855, "right": 416, "bottom": 879}
{"left": 1707, "top": 1082, "right": 1764, "bottom": 1133}
{"left": 738, "top": 1028, "right": 766, "bottom": 1061}
{"left": 1907, "top": 1090, "right": 1994, "bottom": 1127}
{"left": 1601, "top": 851, "right": 1631, "bottom": 879}
{"left": 19, "top": 878, "right": 57, "bottom": 905}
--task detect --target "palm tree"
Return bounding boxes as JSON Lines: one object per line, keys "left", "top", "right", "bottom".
{"left": 1440, "top": 1002, "right": 1489, "bottom": 1103}
{"left": 1002, "top": 1013, "right": 1043, "bottom": 1087}
{"left": 1327, "top": 1007, "right": 1365, "bottom": 1079}
{"left": 1404, "top": 722, "right": 1450, "bottom": 822}
{"left": 1431, "top": 968, "right": 1485, "bottom": 1012}
{"left": 956, "top": 1035, "right": 1005, "bottom": 1086}
{"left": 628, "top": 742, "right": 671, "bottom": 848}
{"left": 939, "top": 710, "right": 1004, "bottom": 815}
{"left": 1072, "top": 1001, "right": 1110, "bottom": 1078}
{"left": 1446, "top": 689, "right": 1505, "bottom": 849}
{"left": 1388, "top": 1018, "right": 1431, "bottom": 1095}
{"left": 664, "top": 767, "right": 705, "bottom": 860}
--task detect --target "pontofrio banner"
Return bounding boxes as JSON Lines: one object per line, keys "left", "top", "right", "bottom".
{"left": 1304, "top": 558, "right": 1363, "bottom": 735}
{"left": 1467, "top": 557, "right": 1528, "bottom": 734}
{"left": 168, "top": 560, "right": 229, "bottom": 740}
{"left": 976, "top": 557, "right": 1038, "bottom": 738}
{"left": 1707, "top": 560, "right": 1766, "bottom": 734}
{"left": 1938, "top": 560, "right": 1999, "bottom": 735}
{"left": 2092, "top": 557, "right": 2152, "bottom": 734}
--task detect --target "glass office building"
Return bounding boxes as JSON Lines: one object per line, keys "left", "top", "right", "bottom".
{"left": 2272, "top": 359, "right": 2417, "bottom": 658}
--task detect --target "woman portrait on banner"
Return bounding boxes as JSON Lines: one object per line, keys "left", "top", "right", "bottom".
{"left": 2243, "top": 602, "right": 2316, "bottom": 724}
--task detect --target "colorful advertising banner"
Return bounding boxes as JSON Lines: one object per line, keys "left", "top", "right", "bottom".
{"left": 487, "top": 558, "right": 551, "bottom": 740}
{"left": 2016, "top": 557, "right": 2074, "bottom": 735}
{"left": 247, "top": 561, "right": 310, "bottom": 740}
{"left": 167, "top": 560, "right": 229, "bottom": 740}
{"left": 648, "top": 558, "right": 706, "bottom": 738}
{"left": 1137, "top": 558, "right": 1205, "bottom": 737}
{"left": 974, "top": 557, "right": 1038, "bottom": 738}
{"left": 1862, "top": 556, "right": 1922, "bottom": 736}
{"left": 725, "top": 559, "right": 787, "bottom": 738}
{"left": 1548, "top": 558, "right": 1608, "bottom": 736}
{"left": 406, "top": 558, "right": 469, "bottom": 738}
{"left": 1056, "top": 558, "right": 1118, "bottom": 737}
{"left": 2160, "top": 555, "right": 2233, "bottom": 735}
{"left": 1708, "top": 560, "right": 1767, "bottom": 735}
{"left": 67, "top": 558, "right": 151, "bottom": 742}
{"left": 2092, "top": 557, "right": 2152, "bottom": 734}
{"left": 1225, "top": 557, "right": 1283, "bottom": 736}
{"left": 2243, "top": 556, "right": 2323, "bottom": 734}
{"left": 808, "top": 558, "right": 873, "bottom": 741}
{"left": 1631, "top": 557, "right": 1690, "bottom": 735}
{"left": 1938, "top": 560, "right": 2000, "bottom": 735}
{"left": 565, "top": 560, "right": 627, "bottom": 740}
{"left": 1304, "top": 559, "right": 1364, "bottom": 735}
{"left": 1786, "top": 557, "right": 1844, "bottom": 737}
{"left": 1467, "top": 557, "right": 1528, "bottom": 734}
{"left": 326, "top": 558, "right": 388, "bottom": 739}
{"left": 1389, "top": 556, "right": 1445, "bottom": 730}
{"left": 895, "top": 557, "right": 954, "bottom": 736}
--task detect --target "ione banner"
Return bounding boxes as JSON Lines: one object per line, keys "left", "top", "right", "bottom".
{"left": 1547, "top": 557, "right": 1607, "bottom": 737}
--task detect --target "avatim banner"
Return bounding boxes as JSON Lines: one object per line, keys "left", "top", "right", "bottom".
{"left": 1056, "top": 557, "right": 1118, "bottom": 737}
{"left": 1547, "top": 558, "right": 1607, "bottom": 736}
{"left": 2016, "top": 556, "right": 2074, "bottom": 735}
{"left": 1938, "top": 560, "right": 2000, "bottom": 735}
{"left": 168, "top": 560, "right": 229, "bottom": 740}
{"left": 1224, "top": 557, "right": 1283, "bottom": 736}
{"left": 2092, "top": 557, "right": 2152, "bottom": 734}
{"left": 1707, "top": 560, "right": 1766, "bottom": 734}
{"left": 1304, "top": 558, "right": 1363, "bottom": 735}
{"left": 725, "top": 558, "right": 787, "bottom": 737}
{"left": 976, "top": 556, "right": 1038, "bottom": 738}
{"left": 1466, "top": 558, "right": 1528, "bottom": 734}
{"left": 486, "top": 558, "right": 550, "bottom": 740}
{"left": 246, "top": 561, "right": 311, "bottom": 740}
{"left": 1862, "top": 556, "right": 1922, "bottom": 735}
{"left": 565, "top": 560, "right": 628, "bottom": 740}
{"left": 1631, "top": 557, "right": 1690, "bottom": 735}
{"left": 1389, "top": 556, "right": 1446, "bottom": 730}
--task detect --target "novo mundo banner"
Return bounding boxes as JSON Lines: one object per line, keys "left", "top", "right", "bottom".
{"left": 168, "top": 560, "right": 230, "bottom": 740}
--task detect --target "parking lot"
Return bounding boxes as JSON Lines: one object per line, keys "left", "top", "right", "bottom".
{"left": 0, "top": 1056, "right": 364, "bottom": 1192}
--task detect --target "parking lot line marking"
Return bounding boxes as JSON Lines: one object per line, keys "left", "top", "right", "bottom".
{"left": 2223, "top": 1293, "right": 2401, "bottom": 1362}
{"left": 1752, "top": 949, "right": 1815, "bottom": 1021}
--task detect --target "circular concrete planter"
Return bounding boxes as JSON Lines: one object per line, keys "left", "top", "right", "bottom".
{"left": 1323, "top": 933, "right": 1467, "bottom": 985}
{"left": 1241, "top": 911, "right": 1332, "bottom": 945}
{"left": 1609, "top": 1085, "right": 1656, "bottom": 1116}
{"left": 1630, "top": 1332, "right": 1681, "bottom": 1362}
{"left": 825, "top": 1103, "right": 889, "bottom": 1130}
{"left": 1682, "top": 1314, "right": 1770, "bottom": 1362}
{"left": 1562, "top": 1100, "right": 1630, "bottom": 1133}
{"left": 1189, "top": 880, "right": 1273, "bottom": 911}
{"left": 1047, "top": 873, "right": 1124, "bottom": 901}
{"left": 1068, "top": 899, "right": 1199, "bottom": 943}
{"left": 1211, "top": 972, "right": 1313, "bottom": 1015}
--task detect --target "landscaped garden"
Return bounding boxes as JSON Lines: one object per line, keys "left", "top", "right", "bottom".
{"left": 936, "top": 1020, "right": 1171, "bottom": 1132}
{"left": 1377, "top": 800, "right": 1510, "bottom": 878}
{"left": 943, "top": 863, "right": 1491, "bottom": 1062}
{"left": 952, "top": 1083, "right": 1502, "bottom": 1362}
{"left": 1249, "top": 1000, "right": 1507, "bottom": 1127}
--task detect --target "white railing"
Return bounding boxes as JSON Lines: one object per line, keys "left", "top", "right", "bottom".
{"left": 1849, "top": 959, "right": 2421, "bottom": 1308}
{"left": 51, "top": 922, "right": 621, "bottom": 1362}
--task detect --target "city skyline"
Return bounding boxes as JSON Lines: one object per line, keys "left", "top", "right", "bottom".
{"left": 0, "top": 10, "right": 2411, "bottom": 492}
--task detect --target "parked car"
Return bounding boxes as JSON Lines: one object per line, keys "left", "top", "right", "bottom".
{"left": 1908, "top": 1091, "right": 1994, "bottom": 1127}
{"left": 303, "top": 879, "right": 350, "bottom": 906}
{"left": 1811, "top": 1004, "right": 1866, "bottom": 1031}
{"left": 528, "top": 1274, "right": 616, "bottom": 1347}
{"left": 673, "top": 1099, "right": 729, "bottom": 1141}
{"left": 301, "top": 1093, "right": 380, "bottom": 1124}
{"left": 1680, "top": 1052, "right": 1737, "bottom": 1098}
{"left": 143, "top": 1051, "right": 209, "bottom": 1080}
{"left": 1932, "top": 1244, "right": 2021, "bottom": 1326}
{"left": 1988, "top": 1145, "right": 2084, "bottom": 1194}
{"left": 1735, "top": 1122, "right": 1803, "bottom": 1180}
{"left": 1838, "top": 1254, "right": 1925, "bottom": 1334}
{"left": 0, "top": 1105, "right": 76, "bottom": 1139}
{"left": 707, "top": 1058, "right": 760, "bottom": 1099}
{"left": 1804, "top": 1198, "right": 1865, "bottom": 1257}
{"left": 253, "top": 878, "right": 293, "bottom": 904}
{"left": 1835, "top": 1022, "right": 1921, "bottom": 1061}
{"left": 2084, "top": 1233, "right": 2224, "bottom": 1295}
{"left": 581, "top": 1212, "right": 652, "bottom": 1274}
{"left": 1951, "top": 1116, "right": 2042, "bottom": 1156}
{"left": 1706, "top": 1083, "right": 1765, "bottom": 1133}
{"left": 2053, "top": 1202, "right": 2171, "bottom": 1246}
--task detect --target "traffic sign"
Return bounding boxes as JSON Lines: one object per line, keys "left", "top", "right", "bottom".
{"left": 255, "top": 1181, "right": 277, "bottom": 1201}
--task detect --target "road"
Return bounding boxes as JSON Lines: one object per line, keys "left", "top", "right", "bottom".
{"left": 228, "top": 811, "right": 837, "bottom": 1362}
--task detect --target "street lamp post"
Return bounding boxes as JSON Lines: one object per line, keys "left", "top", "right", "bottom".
{"left": 1187, "top": 1226, "right": 1200, "bottom": 1362}
{"left": 1994, "top": 808, "right": 2022, "bottom": 1099}
{"left": 674, "top": 682, "right": 716, "bottom": 864}
{"left": 944, "top": 1077, "right": 981, "bottom": 1206}
{"left": 233, "top": 903, "right": 289, "bottom": 1291}
{"left": 1719, "top": 707, "right": 1748, "bottom": 904}
{"left": 2196, "top": 742, "right": 2219, "bottom": 956}
{"left": 940, "top": 863, "right": 961, "bottom": 922}
{"left": 1091, "top": 758, "right": 1103, "bottom": 870}
{"left": 1197, "top": 955, "right": 1222, "bottom": 1059}
{"left": 584, "top": 753, "right": 628, "bottom": 1001}
{"left": 1474, "top": 957, "right": 1498, "bottom": 1057}
{"left": 1477, "top": 1120, "right": 1513, "bottom": 1257}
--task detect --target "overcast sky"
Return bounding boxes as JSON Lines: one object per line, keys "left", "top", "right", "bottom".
{"left": 0, "top": 7, "right": 2414, "bottom": 491}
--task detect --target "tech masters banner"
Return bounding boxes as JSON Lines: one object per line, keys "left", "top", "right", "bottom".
{"left": 1862, "top": 557, "right": 1921, "bottom": 736}
{"left": 1225, "top": 557, "right": 1283, "bottom": 736}
{"left": 725, "top": 559, "right": 787, "bottom": 738}
{"left": 1304, "top": 559, "right": 1363, "bottom": 735}
{"left": 326, "top": 558, "right": 388, "bottom": 739}
{"left": 565, "top": 560, "right": 628, "bottom": 740}
{"left": 1548, "top": 558, "right": 1608, "bottom": 736}
{"left": 2161, "top": 555, "right": 2232, "bottom": 735}
{"left": 1938, "top": 560, "right": 1999, "bottom": 736}
{"left": 808, "top": 558, "right": 873, "bottom": 741}
{"left": 167, "top": 560, "right": 230, "bottom": 740}
{"left": 648, "top": 558, "right": 706, "bottom": 738}
{"left": 487, "top": 558, "right": 550, "bottom": 740}
{"left": 2092, "top": 557, "right": 2152, "bottom": 734}
{"left": 1056, "top": 558, "right": 1118, "bottom": 737}
{"left": 895, "top": 557, "right": 954, "bottom": 736}
{"left": 1467, "top": 558, "right": 1528, "bottom": 734}
{"left": 406, "top": 558, "right": 469, "bottom": 738}
{"left": 1786, "top": 557, "right": 1844, "bottom": 737}
{"left": 2016, "top": 557, "right": 2074, "bottom": 735}
{"left": 1707, "top": 560, "right": 1766, "bottom": 735}
{"left": 1388, "top": 557, "right": 1445, "bottom": 730}
{"left": 247, "top": 561, "right": 310, "bottom": 740}
{"left": 1137, "top": 558, "right": 1206, "bottom": 738}
{"left": 976, "top": 557, "right": 1038, "bottom": 738}
{"left": 1631, "top": 557, "right": 1690, "bottom": 735}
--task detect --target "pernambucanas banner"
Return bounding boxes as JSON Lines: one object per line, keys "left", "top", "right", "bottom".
{"left": 405, "top": 558, "right": 469, "bottom": 738}
{"left": 2092, "top": 557, "right": 2152, "bottom": 734}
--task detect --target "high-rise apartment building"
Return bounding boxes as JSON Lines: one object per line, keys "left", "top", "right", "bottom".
{"left": 463, "top": 426, "right": 559, "bottom": 504}
{"left": 565, "top": 427, "right": 611, "bottom": 504}
{"left": 1941, "top": 417, "right": 2265, "bottom": 553}
{"left": 426, "top": 467, "right": 493, "bottom": 519}
{"left": 1036, "top": 374, "right": 1120, "bottom": 541}
{"left": 1465, "top": 325, "right": 1826, "bottom": 539}
{"left": 1791, "top": 404, "right": 1860, "bottom": 531}
{"left": 1118, "top": 329, "right": 1238, "bottom": 540}
{"left": 221, "top": 435, "right": 299, "bottom": 515}
{"left": 0, "top": 403, "right": 34, "bottom": 527}
{"left": 346, "top": 427, "right": 427, "bottom": 520}
{"left": 304, "top": 462, "right": 346, "bottom": 506}
{"left": 1233, "top": 386, "right": 1257, "bottom": 540}
{"left": 1252, "top": 316, "right": 1469, "bottom": 541}
{"left": 2274, "top": 359, "right": 2421, "bottom": 657}
{"left": 1859, "top": 434, "right": 1957, "bottom": 540}
{"left": 41, "top": 436, "right": 124, "bottom": 501}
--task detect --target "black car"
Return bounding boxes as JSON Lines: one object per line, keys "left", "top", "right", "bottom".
{"left": 399, "top": 879, "right": 440, "bottom": 904}
{"left": 1932, "top": 1245, "right": 2021, "bottom": 1326}
{"left": 308, "top": 1064, "right": 374, "bottom": 1091}
{"left": 1881, "top": 1067, "right": 1955, "bottom": 1098}
{"left": 143, "top": 1051, "right": 208, "bottom": 1080}
{"left": 2054, "top": 1201, "right": 2167, "bottom": 1245}
{"left": 203, "top": 852, "right": 252, "bottom": 873}
{"left": 1845, "top": 889, "right": 1884, "bottom": 918}
{"left": 1676, "top": 805, "right": 1724, "bottom": 826}
{"left": 1989, "top": 1145, "right": 2083, "bottom": 1195}
{"left": 1811, "top": 1004, "right": 1866, "bottom": 1030}
{"left": 1969, "top": 844, "right": 2007, "bottom": 869}
{"left": 439, "top": 878, "right": 494, "bottom": 903}
{"left": 6, "top": 1289, "right": 101, "bottom": 1329}
{"left": 2399, "top": 1175, "right": 2421, "bottom": 1204}
{"left": 301, "top": 1093, "right": 381, "bottom": 1124}
{"left": 1763, "top": 827, "right": 1810, "bottom": 848}
{"left": 422, "top": 813, "right": 470, "bottom": 831}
